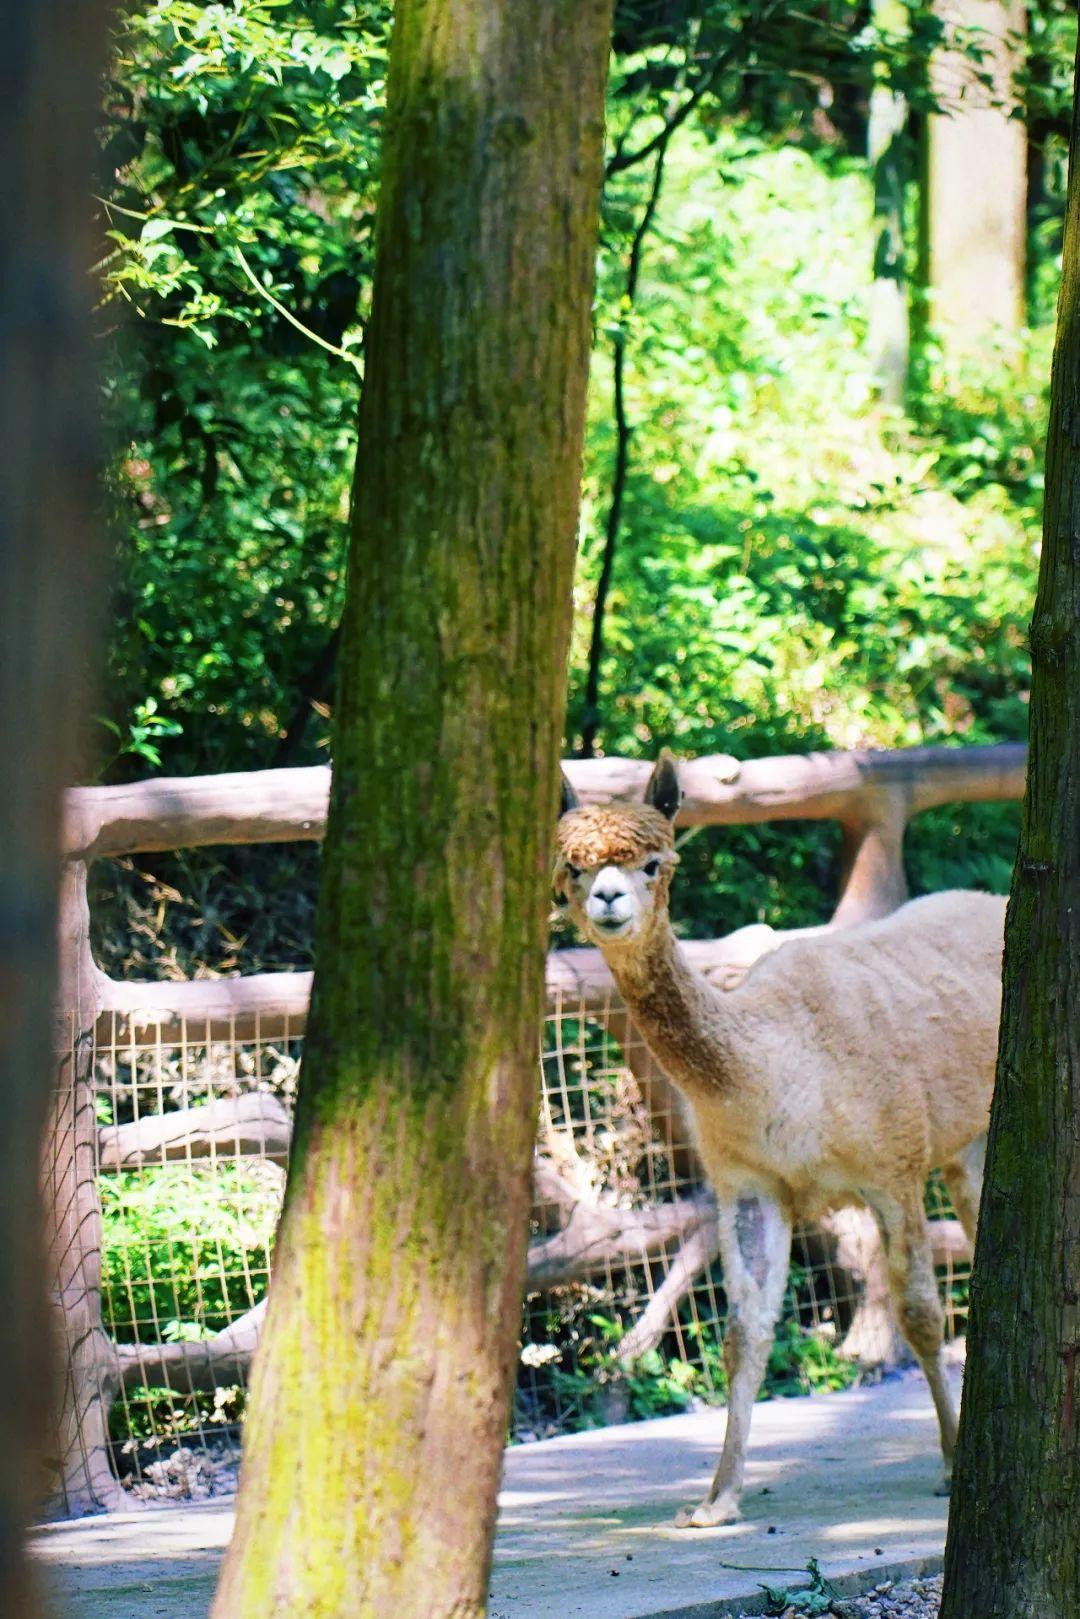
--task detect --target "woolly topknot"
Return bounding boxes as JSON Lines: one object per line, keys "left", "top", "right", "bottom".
{"left": 556, "top": 803, "right": 676, "bottom": 869}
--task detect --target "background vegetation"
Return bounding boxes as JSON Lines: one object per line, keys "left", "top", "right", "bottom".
{"left": 94, "top": 0, "right": 1071, "bottom": 972}
{"left": 91, "top": 0, "right": 1073, "bottom": 1449}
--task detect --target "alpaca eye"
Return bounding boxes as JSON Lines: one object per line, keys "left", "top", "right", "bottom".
{"left": 643, "top": 859, "right": 661, "bottom": 878}
{"left": 566, "top": 863, "right": 581, "bottom": 880}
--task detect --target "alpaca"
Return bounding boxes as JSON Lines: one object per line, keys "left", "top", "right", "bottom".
{"left": 554, "top": 751, "right": 1003, "bottom": 1529}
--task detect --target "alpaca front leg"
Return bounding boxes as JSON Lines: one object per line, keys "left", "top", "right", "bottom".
{"left": 675, "top": 1192, "right": 791, "bottom": 1529}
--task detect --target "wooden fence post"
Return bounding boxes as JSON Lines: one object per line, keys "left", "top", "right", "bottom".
{"left": 833, "top": 786, "right": 911, "bottom": 925}
{"left": 42, "top": 862, "right": 123, "bottom": 1516}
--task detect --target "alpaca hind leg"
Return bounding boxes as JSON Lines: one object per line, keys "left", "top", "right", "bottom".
{"left": 873, "top": 1192, "right": 957, "bottom": 1492}
{"left": 942, "top": 1135, "right": 985, "bottom": 1247}
{"left": 675, "top": 1192, "right": 791, "bottom": 1529}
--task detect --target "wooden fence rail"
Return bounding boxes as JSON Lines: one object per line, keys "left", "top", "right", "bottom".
{"left": 46, "top": 742, "right": 1025, "bottom": 1516}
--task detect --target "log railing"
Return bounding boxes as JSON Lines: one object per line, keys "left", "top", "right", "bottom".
{"left": 47, "top": 742, "right": 1024, "bottom": 1516}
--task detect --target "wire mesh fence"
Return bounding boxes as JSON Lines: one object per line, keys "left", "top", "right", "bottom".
{"left": 47, "top": 748, "right": 1007, "bottom": 1515}
{"left": 77, "top": 991, "right": 972, "bottom": 1507}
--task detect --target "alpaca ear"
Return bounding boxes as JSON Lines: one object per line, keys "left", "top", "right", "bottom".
{"left": 644, "top": 749, "right": 682, "bottom": 821}
{"left": 559, "top": 769, "right": 580, "bottom": 817}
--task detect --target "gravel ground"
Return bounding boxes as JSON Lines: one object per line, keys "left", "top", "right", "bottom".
{"left": 739, "top": 1572, "right": 942, "bottom": 1618}
{"left": 843, "top": 1574, "right": 941, "bottom": 1619}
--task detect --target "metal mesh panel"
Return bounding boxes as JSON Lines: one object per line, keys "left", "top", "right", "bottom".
{"left": 72, "top": 992, "right": 970, "bottom": 1506}
{"left": 92, "top": 1014, "right": 300, "bottom": 1500}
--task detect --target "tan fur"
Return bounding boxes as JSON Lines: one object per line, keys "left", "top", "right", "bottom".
{"left": 557, "top": 760, "right": 1003, "bottom": 1529}
{"left": 556, "top": 803, "right": 675, "bottom": 871}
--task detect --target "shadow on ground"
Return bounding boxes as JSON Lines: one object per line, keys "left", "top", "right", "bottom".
{"left": 32, "top": 1367, "right": 958, "bottom": 1619}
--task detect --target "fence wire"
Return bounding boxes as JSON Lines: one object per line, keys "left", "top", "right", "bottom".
{"left": 73, "top": 994, "right": 971, "bottom": 1506}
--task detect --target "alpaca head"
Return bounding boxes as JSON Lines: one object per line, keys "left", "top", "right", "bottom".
{"left": 553, "top": 751, "right": 682, "bottom": 951}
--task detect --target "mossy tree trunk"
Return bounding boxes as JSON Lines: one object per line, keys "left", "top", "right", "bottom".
{"left": 211, "top": 5, "right": 612, "bottom": 1616}
{"left": 0, "top": 0, "right": 110, "bottom": 1604}
{"left": 938, "top": 36, "right": 1080, "bottom": 1619}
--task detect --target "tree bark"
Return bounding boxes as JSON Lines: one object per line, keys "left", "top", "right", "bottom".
{"left": 0, "top": 0, "right": 110, "bottom": 1590}
{"left": 939, "top": 35, "right": 1080, "bottom": 1619}
{"left": 210, "top": 5, "right": 612, "bottom": 1615}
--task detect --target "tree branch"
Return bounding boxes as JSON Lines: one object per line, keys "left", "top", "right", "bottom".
{"left": 605, "top": 43, "right": 731, "bottom": 179}
{"left": 115, "top": 1300, "right": 267, "bottom": 1393}
{"left": 618, "top": 1217, "right": 720, "bottom": 1362}
{"left": 98, "top": 1094, "right": 293, "bottom": 1171}
{"left": 579, "top": 142, "right": 669, "bottom": 758}
{"left": 526, "top": 1192, "right": 714, "bottom": 1291}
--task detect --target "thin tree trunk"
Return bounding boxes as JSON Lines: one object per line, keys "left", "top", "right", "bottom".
{"left": 0, "top": 0, "right": 110, "bottom": 1601}
{"left": 580, "top": 144, "right": 667, "bottom": 759}
{"left": 938, "top": 35, "right": 1080, "bottom": 1619}
{"left": 867, "top": 0, "right": 909, "bottom": 407}
{"left": 924, "top": 0, "right": 1027, "bottom": 352}
{"left": 211, "top": 5, "right": 612, "bottom": 1616}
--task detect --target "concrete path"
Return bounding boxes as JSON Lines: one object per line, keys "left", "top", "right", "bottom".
{"left": 31, "top": 1368, "right": 956, "bottom": 1619}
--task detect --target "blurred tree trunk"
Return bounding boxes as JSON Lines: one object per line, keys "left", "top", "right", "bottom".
{"left": 924, "top": 0, "right": 1026, "bottom": 353}
{"left": 868, "top": 0, "right": 909, "bottom": 407}
{"left": 0, "top": 0, "right": 110, "bottom": 1607}
{"left": 211, "top": 4, "right": 612, "bottom": 1616}
{"left": 939, "top": 34, "right": 1080, "bottom": 1619}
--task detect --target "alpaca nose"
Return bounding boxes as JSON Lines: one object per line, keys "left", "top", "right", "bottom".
{"left": 593, "top": 884, "right": 622, "bottom": 906}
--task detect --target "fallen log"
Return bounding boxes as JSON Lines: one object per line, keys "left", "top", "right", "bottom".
{"left": 111, "top": 1210, "right": 972, "bottom": 1396}
{"left": 116, "top": 1300, "right": 267, "bottom": 1394}
{"left": 613, "top": 1210, "right": 973, "bottom": 1369}
{"left": 525, "top": 1193, "right": 714, "bottom": 1291}
{"left": 617, "top": 1217, "right": 721, "bottom": 1363}
{"left": 98, "top": 1094, "right": 292, "bottom": 1171}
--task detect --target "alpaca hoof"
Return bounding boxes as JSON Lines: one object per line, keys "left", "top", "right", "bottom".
{"left": 674, "top": 1496, "right": 742, "bottom": 1529}
{"left": 934, "top": 1474, "right": 952, "bottom": 1497}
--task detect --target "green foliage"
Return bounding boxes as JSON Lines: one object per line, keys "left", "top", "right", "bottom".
{"left": 112, "top": 1379, "right": 246, "bottom": 1447}
{"left": 568, "top": 125, "right": 1040, "bottom": 931}
{"left": 579, "top": 130, "right": 1039, "bottom": 761}
{"left": 97, "top": 1, "right": 1057, "bottom": 801}
{"left": 97, "top": 696, "right": 184, "bottom": 772}
{"left": 906, "top": 802, "right": 1020, "bottom": 899}
{"left": 102, "top": 0, "right": 387, "bottom": 349}
{"left": 94, "top": 68, "right": 1049, "bottom": 961}
{"left": 764, "top": 1317, "right": 860, "bottom": 1399}
{"left": 102, "top": 1161, "right": 280, "bottom": 1442}
{"left": 517, "top": 1273, "right": 858, "bottom": 1439}
{"left": 101, "top": 1163, "right": 278, "bottom": 1342}
{"left": 100, "top": 1, "right": 388, "bottom": 775}
{"left": 546, "top": 1315, "right": 706, "bottom": 1428}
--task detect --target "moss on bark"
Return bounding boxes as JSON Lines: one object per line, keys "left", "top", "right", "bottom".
{"left": 210, "top": 4, "right": 612, "bottom": 1615}
{"left": 938, "top": 35, "right": 1080, "bottom": 1619}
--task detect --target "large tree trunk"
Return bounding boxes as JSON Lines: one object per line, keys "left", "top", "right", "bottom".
{"left": 938, "top": 36, "right": 1080, "bottom": 1619}
{"left": 211, "top": 5, "right": 612, "bottom": 1615}
{"left": 0, "top": 0, "right": 110, "bottom": 1599}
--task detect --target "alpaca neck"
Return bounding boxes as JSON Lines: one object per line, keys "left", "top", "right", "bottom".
{"left": 604, "top": 920, "right": 739, "bottom": 1097}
